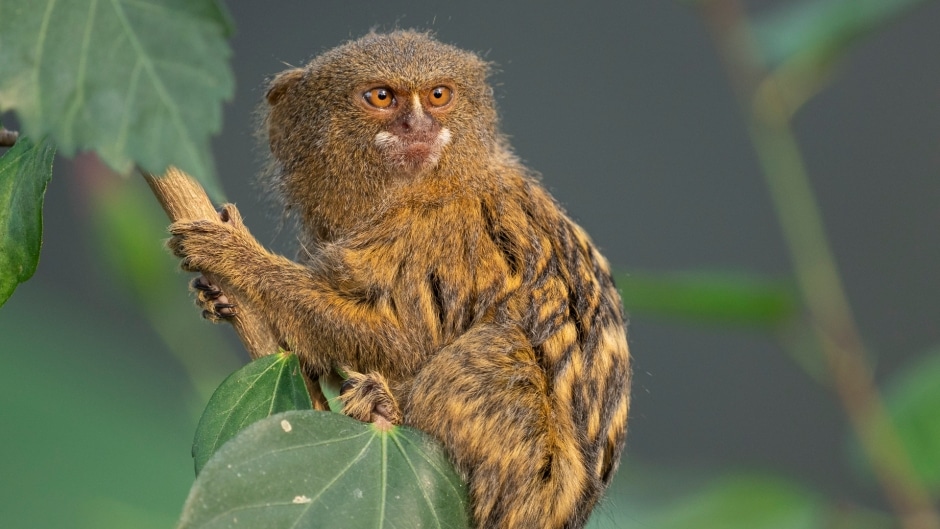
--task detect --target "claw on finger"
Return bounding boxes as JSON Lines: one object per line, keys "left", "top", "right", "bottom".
{"left": 192, "top": 275, "right": 220, "bottom": 294}
{"left": 201, "top": 309, "right": 222, "bottom": 322}
{"left": 214, "top": 302, "right": 237, "bottom": 317}
{"left": 197, "top": 289, "right": 223, "bottom": 302}
{"left": 218, "top": 204, "right": 243, "bottom": 226}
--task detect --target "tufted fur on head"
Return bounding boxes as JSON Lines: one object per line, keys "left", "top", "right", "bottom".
{"left": 262, "top": 30, "right": 506, "bottom": 243}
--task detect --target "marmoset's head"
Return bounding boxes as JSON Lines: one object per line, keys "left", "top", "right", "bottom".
{"left": 262, "top": 30, "right": 503, "bottom": 239}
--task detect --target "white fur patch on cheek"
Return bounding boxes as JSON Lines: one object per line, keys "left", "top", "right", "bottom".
{"left": 436, "top": 127, "right": 452, "bottom": 148}
{"left": 424, "top": 128, "right": 452, "bottom": 166}
{"left": 374, "top": 131, "right": 400, "bottom": 149}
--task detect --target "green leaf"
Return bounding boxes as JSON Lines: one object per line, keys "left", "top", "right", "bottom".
{"left": 647, "top": 474, "right": 826, "bottom": 529}
{"left": 0, "top": 135, "right": 55, "bottom": 307}
{"left": 752, "top": 0, "right": 932, "bottom": 68}
{"left": 192, "top": 353, "right": 313, "bottom": 474}
{"left": 615, "top": 270, "right": 798, "bottom": 327}
{"left": 0, "top": 0, "right": 233, "bottom": 197}
{"left": 881, "top": 346, "right": 940, "bottom": 494}
{"left": 179, "top": 411, "right": 471, "bottom": 529}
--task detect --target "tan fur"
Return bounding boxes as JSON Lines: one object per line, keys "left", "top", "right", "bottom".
{"left": 170, "top": 30, "right": 631, "bottom": 529}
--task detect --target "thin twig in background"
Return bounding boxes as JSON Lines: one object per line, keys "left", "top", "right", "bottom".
{"left": 699, "top": 2, "right": 940, "bottom": 528}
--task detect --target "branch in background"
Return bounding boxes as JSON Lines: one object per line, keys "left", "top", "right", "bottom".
{"left": 699, "top": 2, "right": 940, "bottom": 529}
{"left": 140, "top": 166, "right": 279, "bottom": 359}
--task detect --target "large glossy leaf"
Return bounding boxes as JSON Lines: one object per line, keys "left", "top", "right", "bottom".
{"left": 615, "top": 270, "right": 798, "bottom": 327}
{"left": 0, "top": 0, "right": 233, "bottom": 196}
{"left": 880, "top": 347, "right": 940, "bottom": 494}
{"left": 0, "top": 135, "right": 55, "bottom": 306}
{"left": 193, "top": 353, "right": 313, "bottom": 474}
{"left": 179, "top": 411, "right": 471, "bottom": 529}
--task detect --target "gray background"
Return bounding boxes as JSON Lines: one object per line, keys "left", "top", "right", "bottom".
{"left": 16, "top": 0, "right": 940, "bottom": 513}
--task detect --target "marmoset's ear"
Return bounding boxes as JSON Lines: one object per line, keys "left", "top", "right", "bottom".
{"left": 265, "top": 68, "right": 304, "bottom": 106}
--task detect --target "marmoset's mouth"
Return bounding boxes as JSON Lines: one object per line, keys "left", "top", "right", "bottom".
{"left": 375, "top": 128, "right": 452, "bottom": 176}
{"left": 404, "top": 142, "right": 432, "bottom": 159}
{"left": 391, "top": 142, "right": 439, "bottom": 174}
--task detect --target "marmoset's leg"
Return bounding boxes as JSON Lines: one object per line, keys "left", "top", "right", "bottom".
{"left": 403, "top": 323, "right": 592, "bottom": 529}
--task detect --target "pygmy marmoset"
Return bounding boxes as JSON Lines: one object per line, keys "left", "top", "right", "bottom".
{"left": 169, "top": 30, "right": 631, "bottom": 529}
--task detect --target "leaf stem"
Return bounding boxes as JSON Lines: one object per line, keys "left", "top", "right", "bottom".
{"left": 699, "top": 2, "right": 940, "bottom": 527}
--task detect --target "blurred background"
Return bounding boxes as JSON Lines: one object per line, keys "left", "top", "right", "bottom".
{"left": 1, "top": 1, "right": 938, "bottom": 527}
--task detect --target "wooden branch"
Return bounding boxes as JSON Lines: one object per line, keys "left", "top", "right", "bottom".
{"left": 141, "top": 166, "right": 279, "bottom": 359}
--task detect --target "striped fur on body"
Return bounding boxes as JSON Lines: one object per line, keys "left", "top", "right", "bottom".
{"left": 169, "top": 30, "right": 630, "bottom": 529}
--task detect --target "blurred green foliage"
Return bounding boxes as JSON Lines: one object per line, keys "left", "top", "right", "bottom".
{"left": 753, "top": 0, "right": 933, "bottom": 68}
{"left": 877, "top": 348, "right": 940, "bottom": 493}
{"left": 0, "top": 284, "right": 201, "bottom": 528}
{"left": 646, "top": 475, "right": 828, "bottom": 529}
{"left": 0, "top": 164, "right": 240, "bottom": 527}
{"left": 616, "top": 270, "right": 798, "bottom": 328}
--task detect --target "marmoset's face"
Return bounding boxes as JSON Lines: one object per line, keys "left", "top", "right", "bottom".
{"left": 357, "top": 83, "right": 456, "bottom": 176}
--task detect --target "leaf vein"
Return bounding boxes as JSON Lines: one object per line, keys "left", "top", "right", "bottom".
{"left": 238, "top": 428, "right": 374, "bottom": 466}
{"left": 287, "top": 433, "right": 378, "bottom": 529}
{"left": 206, "top": 359, "right": 284, "bottom": 448}
{"left": 114, "top": 60, "right": 142, "bottom": 155}
{"left": 105, "top": 0, "right": 206, "bottom": 175}
{"left": 33, "top": 0, "right": 58, "bottom": 127}
{"left": 378, "top": 433, "right": 388, "bottom": 528}
{"left": 392, "top": 435, "right": 444, "bottom": 529}
{"left": 61, "top": 0, "right": 98, "bottom": 146}
{"left": 400, "top": 434, "right": 467, "bottom": 495}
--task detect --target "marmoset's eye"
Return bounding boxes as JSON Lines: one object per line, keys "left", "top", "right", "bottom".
{"left": 364, "top": 87, "right": 395, "bottom": 109}
{"left": 428, "top": 86, "right": 453, "bottom": 107}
